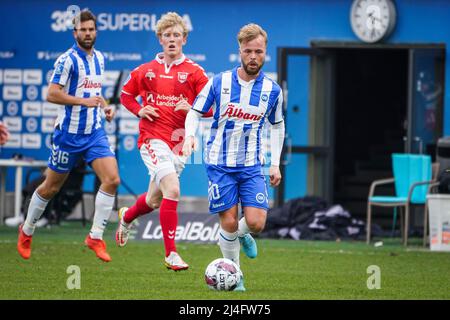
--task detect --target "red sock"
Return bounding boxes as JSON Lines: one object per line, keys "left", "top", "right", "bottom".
{"left": 123, "top": 193, "right": 153, "bottom": 224}
{"left": 160, "top": 198, "right": 178, "bottom": 256}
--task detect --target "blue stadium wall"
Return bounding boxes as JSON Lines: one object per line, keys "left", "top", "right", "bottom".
{"left": 1, "top": 0, "right": 449, "bottom": 198}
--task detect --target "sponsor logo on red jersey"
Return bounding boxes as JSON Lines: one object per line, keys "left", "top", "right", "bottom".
{"left": 177, "top": 72, "right": 188, "bottom": 83}
{"left": 146, "top": 92, "right": 155, "bottom": 103}
{"left": 145, "top": 70, "right": 155, "bottom": 81}
{"left": 156, "top": 94, "right": 186, "bottom": 107}
{"left": 145, "top": 92, "right": 187, "bottom": 107}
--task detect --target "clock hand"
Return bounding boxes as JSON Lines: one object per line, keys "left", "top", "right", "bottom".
{"left": 373, "top": 16, "right": 382, "bottom": 23}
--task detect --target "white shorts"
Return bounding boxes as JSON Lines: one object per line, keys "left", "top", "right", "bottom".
{"left": 140, "top": 139, "right": 186, "bottom": 186}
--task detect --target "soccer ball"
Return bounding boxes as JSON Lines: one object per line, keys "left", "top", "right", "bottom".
{"left": 204, "top": 258, "right": 243, "bottom": 291}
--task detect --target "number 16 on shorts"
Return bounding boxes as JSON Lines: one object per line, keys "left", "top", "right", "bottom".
{"left": 49, "top": 144, "right": 71, "bottom": 172}
{"left": 51, "top": 146, "right": 69, "bottom": 165}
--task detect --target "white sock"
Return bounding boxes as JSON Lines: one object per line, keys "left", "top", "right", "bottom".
{"left": 23, "top": 191, "right": 50, "bottom": 236}
{"left": 219, "top": 228, "right": 240, "bottom": 267}
{"left": 89, "top": 189, "right": 115, "bottom": 240}
{"left": 237, "top": 217, "right": 251, "bottom": 237}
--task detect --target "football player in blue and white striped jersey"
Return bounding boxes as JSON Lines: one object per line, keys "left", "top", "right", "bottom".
{"left": 183, "top": 24, "right": 285, "bottom": 291}
{"left": 18, "top": 10, "right": 119, "bottom": 263}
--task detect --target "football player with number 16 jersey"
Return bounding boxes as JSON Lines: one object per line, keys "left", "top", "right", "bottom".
{"left": 17, "top": 10, "right": 120, "bottom": 263}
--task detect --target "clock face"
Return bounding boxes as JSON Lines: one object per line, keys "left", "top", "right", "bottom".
{"left": 350, "top": 0, "right": 396, "bottom": 43}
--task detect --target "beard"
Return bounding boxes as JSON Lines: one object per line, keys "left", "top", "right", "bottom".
{"left": 77, "top": 35, "right": 96, "bottom": 50}
{"left": 241, "top": 59, "right": 264, "bottom": 76}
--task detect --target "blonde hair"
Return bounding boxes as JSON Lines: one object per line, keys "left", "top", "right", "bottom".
{"left": 237, "top": 23, "right": 268, "bottom": 46}
{"left": 156, "top": 12, "right": 188, "bottom": 37}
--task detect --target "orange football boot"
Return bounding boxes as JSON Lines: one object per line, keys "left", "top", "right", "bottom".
{"left": 17, "top": 224, "right": 32, "bottom": 259}
{"left": 84, "top": 235, "right": 112, "bottom": 262}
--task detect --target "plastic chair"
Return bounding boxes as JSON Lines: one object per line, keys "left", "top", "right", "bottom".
{"left": 366, "top": 153, "right": 439, "bottom": 246}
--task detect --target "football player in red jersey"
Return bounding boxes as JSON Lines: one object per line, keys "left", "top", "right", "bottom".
{"left": 116, "top": 12, "right": 210, "bottom": 271}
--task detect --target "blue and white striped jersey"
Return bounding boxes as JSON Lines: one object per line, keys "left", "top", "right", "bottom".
{"left": 50, "top": 44, "right": 105, "bottom": 135}
{"left": 192, "top": 67, "right": 283, "bottom": 167}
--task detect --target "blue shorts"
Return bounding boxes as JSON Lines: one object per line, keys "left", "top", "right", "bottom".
{"left": 48, "top": 128, "right": 114, "bottom": 173}
{"left": 206, "top": 164, "right": 269, "bottom": 214}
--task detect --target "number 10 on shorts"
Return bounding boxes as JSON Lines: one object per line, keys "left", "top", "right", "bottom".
{"left": 208, "top": 182, "right": 220, "bottom": 201}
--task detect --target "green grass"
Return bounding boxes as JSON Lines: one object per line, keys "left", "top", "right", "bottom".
{"left": 1, "top": 222, "right": 449, "bottom": 300}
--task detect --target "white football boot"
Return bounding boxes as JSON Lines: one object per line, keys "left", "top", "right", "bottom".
{"left": 115, "top": 207, "right": 130, "bottom": 247}
{"left": 164, "top": 251, "right": 189, "bottom": 271}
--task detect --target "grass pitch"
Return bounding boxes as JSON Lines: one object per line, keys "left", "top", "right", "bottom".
{"left": 0, "top": 222, "right": 449, "bottom": 300}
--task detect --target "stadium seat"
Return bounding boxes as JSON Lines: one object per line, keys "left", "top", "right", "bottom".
{"left": 366, "top": 153, "right": 439, "bottom": 246}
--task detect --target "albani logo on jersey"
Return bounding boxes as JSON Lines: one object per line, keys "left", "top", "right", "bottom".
{"left": 78, "top": 78, "right": 102, "bottom": 89}
{"left": 221, "top": 103, "right": 264, "bottom": 122}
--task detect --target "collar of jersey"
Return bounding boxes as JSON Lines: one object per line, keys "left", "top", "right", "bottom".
{"left": 155, "top": 52, "right": 186, "bottom": 66}
{"left": 72, "top": 43, "right": 95, "bottom": 58}
{"left": 233, "top": 66, "right": 264, "bottom": 86}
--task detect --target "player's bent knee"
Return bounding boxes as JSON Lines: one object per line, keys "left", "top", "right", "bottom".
{"left": 145, "top": 192, "right": 162, "bottom": 209}
{"left": 164, "top": 187, "right": 180, "bottom": 201}
{"left": 148, "top": 199, "right": 161, "bottom": 209}
{"left": 103, "top": 175, "right": 120, "bottom": 189}
{"left": 39, "top": 180, "right": 62, "bottom": 199}
{"left": 39, "top": 186, "right": 59, "bottom": 200}
{"left": 246, "top": 219, "right": 266, "bottom": 234}
{"left": 112, "top": 176, "right": 121, "bottom": 188}
{"left": 221, "top": 218, "right": 239, "bottom": 232}
{"left": 253, "top": 222, "right": 266, "bottom": 234}
{"left": 221, "top": 223, "right": 238, "bottom": 233}
{"left": 150, "top": 202, "right": 160, "bottom": 209}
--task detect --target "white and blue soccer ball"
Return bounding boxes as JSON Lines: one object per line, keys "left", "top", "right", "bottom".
{"left": 204, "top": 258, "right": 243, "bottom": 291}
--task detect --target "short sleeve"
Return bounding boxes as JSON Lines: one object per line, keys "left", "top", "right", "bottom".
{"left": 193, "top": 68, "right": 209, "bottom": 95}
{"left": 50, "top": 54, "right": 72, "bottom": 87}
{"left": 268, "top": 89, "right": 284, "bottom": 125}
{"left": 192, "top": 78, "right": 215, "bottom": 114}
{"left": 121, "top": 67, "right": 141, "bottom": 97}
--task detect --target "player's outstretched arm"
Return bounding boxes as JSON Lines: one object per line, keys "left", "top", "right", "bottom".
{"left": 47, "top": 83, "right": 103, "bottom": 107}
{"left": 269, "top": 120, "right": 285, "bottom": 187}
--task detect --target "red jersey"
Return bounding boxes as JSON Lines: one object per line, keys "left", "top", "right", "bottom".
{"left": 121, "top": 53, "right": 209, "bottom": 152}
